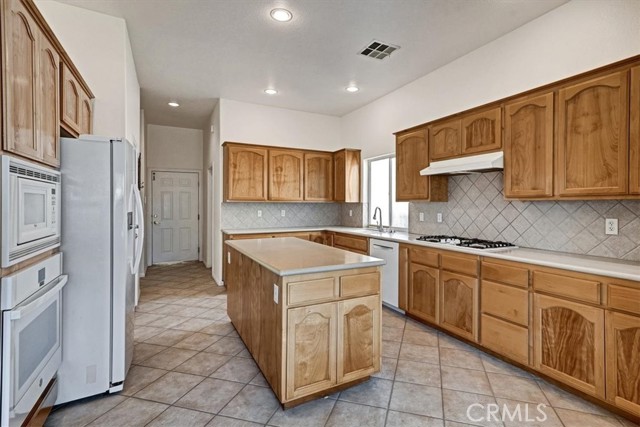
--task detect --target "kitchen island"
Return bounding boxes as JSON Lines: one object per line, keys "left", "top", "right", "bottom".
{"left": 224, "top": 237, "right": 385, "bottom": 407}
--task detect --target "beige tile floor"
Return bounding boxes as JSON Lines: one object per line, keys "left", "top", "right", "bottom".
{"left": 46, "top": 262, "right": 638, "bottom": 427}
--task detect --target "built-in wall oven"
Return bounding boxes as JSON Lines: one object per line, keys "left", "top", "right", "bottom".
{"left": 1, "top": 156, "right": 61, "bottom": 268}
{"left": 1, "top": 254, "right": 67, "bottom": 426}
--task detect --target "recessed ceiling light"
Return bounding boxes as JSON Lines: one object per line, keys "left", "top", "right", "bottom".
{"left": 168, "top": 101, "right": 180, "bottom": 107}
{"left": 264, "top": 88, "right": 278, "bottom": 95}
{"left": 270, "top": 8, "right": 292, "bottom": 22}
{"left": 346, "top": 86, "right": 359, "bottom": 93}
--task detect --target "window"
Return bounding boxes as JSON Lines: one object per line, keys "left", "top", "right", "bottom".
{"left": 367, "top": 155, "right": 408, "bottom": 229}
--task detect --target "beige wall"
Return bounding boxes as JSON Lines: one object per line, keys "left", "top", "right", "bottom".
{"left": 146, "top": 125, "right": 205, "bottom": 266}
{"left": 341, "top": 0, "right": 640, "bottom": 159}
{"left": 35, "top": 0, "right": 141, "bottom": 148}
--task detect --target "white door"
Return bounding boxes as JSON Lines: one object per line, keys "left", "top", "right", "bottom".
{"left": 152, "top": 171, "right": 199, "bottom": 264}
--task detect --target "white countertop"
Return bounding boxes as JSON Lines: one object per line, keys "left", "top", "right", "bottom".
{"left": 225, "top": 237, "right": 385, "bottom": 276}
{"left": 222, "top": 226, "right": 640, "bottom": 282}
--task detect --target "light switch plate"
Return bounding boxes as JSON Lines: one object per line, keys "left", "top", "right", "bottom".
{"left": 419, "top": 212, "right": 424, "bottom": 222}
{"left": 605, "top": 218, "right": 618, "bottom": 235}
{"left": 273, "top": 283, "right": 279, "bottom": 304}
{"left": 349, "top": 210, "right": 353, "bottom": 217}
{"left": 281, "top": 210, "right": 286, "bottom": 217}
{"left": 227, "top": 252, "right": 231, "bottom": 264}
{"left": 257, "top": 210, "right": 262, "bottom": 217}
{"left": 437, "top": 213, "right": 443, "bottom": 223}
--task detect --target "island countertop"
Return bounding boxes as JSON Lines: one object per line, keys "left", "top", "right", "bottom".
{"left": 225, "top": 237, "right": 385, "bottom": 276}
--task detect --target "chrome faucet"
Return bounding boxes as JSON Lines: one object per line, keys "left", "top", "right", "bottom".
{"left": 372, "top": 207, "right": 384, "bottom": 232}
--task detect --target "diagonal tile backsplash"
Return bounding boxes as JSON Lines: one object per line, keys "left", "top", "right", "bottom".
{"left": 221, "top": 202, "right": 342, "bottom": 229}
{"left": 409, "top": 172, "right": 640, "bottom": 262}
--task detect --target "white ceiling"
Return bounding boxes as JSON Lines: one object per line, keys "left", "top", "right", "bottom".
{"left": 56, "top": 0, "right": 567, "bottom": 129}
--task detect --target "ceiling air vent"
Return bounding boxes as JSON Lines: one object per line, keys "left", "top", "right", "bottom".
{"left": 359, "top": 40, "right": 400, "bottom": 60}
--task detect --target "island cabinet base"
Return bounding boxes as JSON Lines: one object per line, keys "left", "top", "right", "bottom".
{"left": 225, "top": 246, "right": 382, "bottom": 406}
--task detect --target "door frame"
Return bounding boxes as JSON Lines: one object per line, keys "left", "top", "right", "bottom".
{"left": 147, "top": 168, "right": 203, "bottom": 265}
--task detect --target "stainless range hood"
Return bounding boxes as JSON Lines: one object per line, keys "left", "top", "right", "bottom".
{"left": 420, "top": 151, "right": 503, "bottom": 176}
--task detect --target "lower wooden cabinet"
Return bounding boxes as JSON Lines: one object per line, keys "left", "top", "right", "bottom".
{"left": 408, "top": 263, "right": 439, "bottom": 324}
{"left": 337, "top": 295, "right": 380, "bottom": 382}
{"left": 606, "top": 311, "right": 640, "bottom": 416}
{"left": 286, "top": 303, "right": 338, "bottom": 399}
{"left": 533, "top": 294, "right": 605, "bottom": 399}
{"left": 481, "top": 314, "right": 529, "bottom": 365}
{"left": 439, "top": 270, "right": 478, "bottom": 341}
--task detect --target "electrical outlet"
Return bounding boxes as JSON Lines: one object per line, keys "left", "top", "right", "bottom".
{"left": 281, "top": 209, "right": 286, "bottom": 217}
{"left": 605, "top": 218, "right": 618, "bottom": 235}
{"left": 419, "top": 212, "right": 425, "bottom": 222}
{"left": 273, "top": 283, "right": 279, "bottom": 304}
{"left": 437, "top": 213, "right": 443, "bottom": 223}
{"left": 257, "top": 210, "right": 262, "bottom": 218}
{"left": 227, "top": 252, "right": 231, "bottom": 264}
{"left": 349, "top": 210, "right": 353, "bottom": 217}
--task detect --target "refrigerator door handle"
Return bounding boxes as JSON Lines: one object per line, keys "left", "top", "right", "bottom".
{"left": 131, "top": 185, "right": 144, "bottom": 274}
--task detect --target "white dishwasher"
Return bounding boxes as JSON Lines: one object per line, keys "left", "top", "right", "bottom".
{"left": 369, "top": 239, "right": 400, "bottom": 310}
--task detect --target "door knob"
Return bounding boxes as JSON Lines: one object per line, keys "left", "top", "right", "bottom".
{"left": 153, "top": 214, "right": 158, "bottom": 218}
{"left": 153, "top": 221, "right": 160, "bottom": 225}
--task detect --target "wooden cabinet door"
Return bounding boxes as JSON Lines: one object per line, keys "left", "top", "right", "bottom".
{"left": 80, "top": 93, "right": 93, "bottom": 135}
{"left": 631, "top": 66, "right": 640, "bottom": 195}
{"left": 461, "top": 107, "right": 502, "bottom": 155}
{"left": 61, "top": 62, "right": 82, "bottom": 135}
{"left": 439, "top": 271, "right": 478, "bottom": 341}
{"left": 337, "top": 295, "right": 380, "bottom": 383}
{"left": 334, "top": 149, "right": 361, "bottom": 202}
{"left": 429, "top": 119, "right": 461, "bottom": 160}
{"left": 606, "top": 311, "right": 640, "bottom": 417}
{"left": 557, "top": 72, "right": 629, "bottom": 196}
{"left": 408, "top": 263, "right": 439, "bottom": 324}
{"left": 4, "top": 0, "right": 40, "bottom": 159}
{"left": 225, "top": 145, "right": 268, "bottom": 201}
{"left": 396, "top": 128, "right": 430, "bottom": 200}
{"left": 533, "top": 294, "right": 605, "bottom": 398}
{"left": 269, "top": 149, "right": 303, "bottom": 201}
{"left": 504, "top": 93, "right": 554, "bottom": 198}
{"left": 304, "top": 152, "right": 333, "bottom": 201}
{"left": 286, "top": 303, "right": 337, "bottom": 399}
{"left": 398, "top": 245, "right": 409, "bottom": 311}
{"left": 38, "top": 34, "right": 60, "bottom": 167}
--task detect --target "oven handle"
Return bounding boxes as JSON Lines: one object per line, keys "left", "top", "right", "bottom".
{"left": 10, "top": 275, "right": 68, "bottom": 321}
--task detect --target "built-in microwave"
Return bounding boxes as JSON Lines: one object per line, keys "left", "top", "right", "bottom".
{"left": 1, "top": 156, "right": 61, "bottom": 267}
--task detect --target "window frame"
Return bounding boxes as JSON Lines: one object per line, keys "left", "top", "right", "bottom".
{"left": 366, "top": 154, "right": 408, "bottom": 231}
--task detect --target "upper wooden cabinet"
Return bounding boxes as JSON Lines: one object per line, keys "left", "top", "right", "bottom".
{"left": 334, "top": 149, "right": 361, "bottom": 203}
{"left": 631, "top": 66, "right": 640, "bottom": 195}
{"left": 1, "top": 0, "right": 93, "bottom": 167}
{"left": 224, "top": 144, "right": 269, "bottom": 201}
{"left": 429, "top": 119, "right": 461, "bottom": 160}
{"left": 395, "top": 127, "right": 448, "bottom": 201}
{"left": 504, "top": 92, "right": 554, "bottom": 198}
{"left": 60, "top": 62, "right": 81, "bottom": 136}
{"left": 461, "top": 107, "right": 502, "bottom": 155}
{"left": 557, "top": 72, "right": 629, "bottom": 197}
{"left": 304, "top": 152, "right": 333, "bottom": 201}
{"left": 223, "top": 143, "right": 359, "bottom": 202}
{"left": 269, "top": 149, "right": 303, "bottom": 201}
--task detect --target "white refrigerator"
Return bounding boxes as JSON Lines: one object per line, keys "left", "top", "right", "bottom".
{"left": 57, "top": 136, "right": 144, "bottom": 404}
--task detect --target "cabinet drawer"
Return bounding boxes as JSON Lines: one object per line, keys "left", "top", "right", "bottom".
{"left": 533, "top": 271, "right": 601, "bottom": 304}
{"left": 482, "top": 261, "right": 529, "bottom": 288}
{"left": 441, "top": 253, "right": 478, "bottom": 276}
{"left": 340, "top": 272, "right": 379, "bottom": 298}
{"left": 608, "top": 284, "right": 640, "bottom": 315}
{"left": 481, "top": 281, "right": 529, "bottom": 326}
{"left": 481, "top": 314, "right": 529, "bottom": 365}
{"left": 288, "top": 278, "right": 337, "bottom": 306}
{"left": 409, "top": 246, "right": 439, "bottom": 268}
{"left": 333, "top": 234, "right": 368, "bottom": 253}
